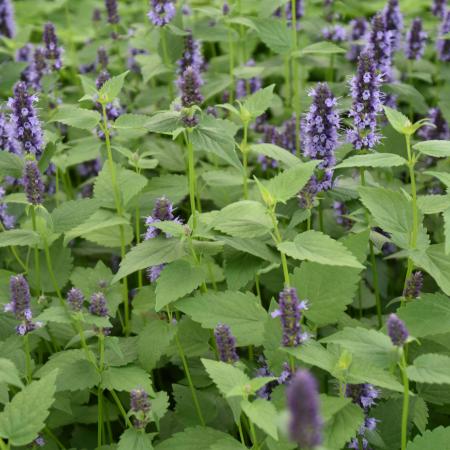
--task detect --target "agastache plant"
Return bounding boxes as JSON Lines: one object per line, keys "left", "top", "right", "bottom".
{"left": 383, "top": 0, "right": 403, "bottom": 51}
{"left": 322, "top": 25, "right": 347, "bottom": 43}
{"left": 403, "top": 271, "right": 423, "bottom": 300}
{"left": 23, "top": 158, "right": 45, "bottom": 205}
{"left": 368, "top": 13, "right": 393, "bottom": 79}
{"left": 177, "top": 31, "right": 203, "bottom": 75}
{"left": 130, "top": 388, "right": 151, "bottom": 428}
{"left": 405, "top": 18, "right": 427, "bottom": 60}
{"left": 0, "top": 0, "right": 15, "bottom": 38}
{"left": 214, "top": 323, "right": 239, "bottom": 364}
{"left": 105, "top": 0, "right": 120, "bottom": 24}
{"left": 418, "top": 107, "right": 450, "bottom": 140}
{"left": 236, "top": 59, "right": 262, "bottom": 99}
{"left": 67, "top": 287, "right": 85, "bottom": 312}
{"left": 437, "top": 10, "right": 450, "bottom": 61}
{"left": 177, "top": 66, "right": 203, "bottom": 127}
{"left": 347, "top": 18, "right": 369, "bottom": 61}
{"left": 43, "top": 22, "right": 63, "bottom": 70}
{"left": 432, "top": 0, "right": 447, "bottom": 17}
{"left": 148, "top": 0, "right": 176, "bottom": 27}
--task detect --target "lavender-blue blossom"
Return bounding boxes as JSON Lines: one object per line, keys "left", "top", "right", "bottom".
{"left": 105, "top": 0, "right": 120, "bottom": 24}
{"left": 286, "top": 370, "right": 323, "bottom": 448}
{"left": 89, "top": 292, "right": 109, "bottom": 317}
{"left": 432, "top": 0, "right": 447, "bottom": 18}
{"left": 368, "top": 13, "right": 392, "bottom": 78}
{"left": 405, "top": 18, "right": 427, "bottom": 60}
{"left": 383, "top": 0, "right": 403, "bottom": 50}
{"left": 0, "top": 186, "right": 15, "bottom": 229}
{"left": 130, "top": 388, "right": 151, "bottom": 428}
{"left": 0, "top": 112, "right": 20, "bottom": 154}
{"left": 177, "top": 31, "right": 203, "bottom": 75}
{"left": 403, "top": 271, "right": 423, "bottom": 300}
{"left": 322, "top": 24, "right": 346, "bottom": 43}
{"left": 0, "top": 0, "right": 15, "bottom": 38}
{"left": 347, "top": 18, "right": 369, "bottom": 62}
{"left": 43, "top": 22, "right": 63, "bottom": 70}
{"left": 236, "top": 59, "right": 262, "bottom": 99}
{"left": 214, "top": 323, "right": 239, "bottom": 364}
{"left": 23, "top": 159, "right": 44, "bottom": 205}
{"left": 387, "top": 313, "right": 408, "bottom": 346}
{"left": 178, "top": 65, "right": 203, "bottom": 127}
{"left": 148, "top": 0, "right": 176, "bottom": 27}
{"left": 67, "top": 287, "right": 85, "bottom": 312}
{"left": 437, "top": 10, "right": 450, "bottom": 62}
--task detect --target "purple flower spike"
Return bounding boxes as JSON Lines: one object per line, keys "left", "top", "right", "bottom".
{"left": 286, "top": 370, "right": 323, "bottom": 448}
{"left": 432, "top": 0, "right": 447, "bottom": 18}
{"left": 383, "top": 0, "right": 403, "bottom": 51}
{"left": 214, "top": 323, "right": 239, "bottom": 364}
{"left": 130, "top": 388, "right": 151, "bottom": 428}
{"left": 178, "top": 65, "right": 203, "bottom": 127}
{"left": 0, "top": 112, "right": 20, "bottom": 155}
{"left": 405, "top": 18, "right": 427, "bottom": 60}
{"left": 177, "top": 31, "right": 204, "bottom": 76}
{"left": 97, "top": 46, "right": 109, "bottom": 70}
{"left": 322, "top": 25, "right": 346, "bottom": 43}
{"left": 347, "top": 18, "right": 369, "bottom": 62}
{"left": 89, "top": 292, "right": 109, "bottom": 317}
{"left": 286, "top": 0, "right": 304, "bottom": 29}
{"left": 147, "top": 264, "right": 164, "bottom": 282}
{"left": 105, "top": 0, "right": 120, "bottom": 24}
{"left": 0, "top": 0, "right": 15, "bottom": 38}
{"left": 43, "top": 22, "right": 63, "bottom": 70}
{"left": 418, "top": 108, "right": 450, "bottom": 140}
{"left": 272, "top": 287, "right": 308, "bottom": 347}
{"left": 437, "top": 10, "right": 450, "bottom": 62}
{"left": 346, "top": 50, "right": 383, "bottom": 151}
{"left": 222, "top": 2, "right": 230, "bottom": 15}
{"left": 8, "top": 82, "right": 44, "bottom": 157}
{"left": 368, "top": 13, "right": 393, "bottom": 79}
{"left": 0, "top": 186, "right": 15, "bottom": 229}
{"left": 236, "top": 59, "right": 262, "bottom": 99}
{"left": 346, "top": 383, "right": 379, "bottom": 411}
{"left": 148, "top": 0, "right": 176, "bottom": 27}
{"left": 92, "top": 7, "right": 102, "bottom": 22}
{"left": 387, "top": 313, "right": 409, "bottom": 346}
{"left": 30, "top": 47, "right": 48, "bottom": 90}
{"left": 403, "top": 271, "right": 423, "bottom": 300}
{"left": 67, "top": 287, "right": 85, "bottom": 312}
{"left": 23, "top": 159, "right": 44, "bottom": 205}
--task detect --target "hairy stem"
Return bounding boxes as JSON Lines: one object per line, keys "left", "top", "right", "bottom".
{"left": 186, "top": 130, "right": 198, "bottom": 230}
{"left": 400, "top": 351, "right": 410, "bottom": 450}
{"left": 269, "top": 208, "right": 290, "bottom": 286}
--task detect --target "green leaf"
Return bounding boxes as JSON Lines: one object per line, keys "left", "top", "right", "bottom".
{"left": 35, "top": 305, "right": 72, "bottom": 325}
{"left": 407, "top": 354, "right": 450, "bottom": 384}
{"left": 0, "top": 371, "right": 57, "bottom": 446}
{"left": 444, "top": 207, "right": 450, "bottom": 254}
{"left": 243, "top": 85, "right": 275, "bottom": 118}
{"left": 118, "top": 428, "right": 154, "bottom": 450}
{"left": 336, "top": 153, "right": 407, "bottom": 169}
{"left": 414, "top": 140, "right": 450, "bottom": 157}
{"left": 212, "top": 201, "right": 273, "bottom": 238}
{"left": 0, "top": 229, "right": 40, "bottom": 247}
{"left": 135, "top": 54, "right": 170, "bottom": 83}
{"left": 241, "top": 399, "right": 278, "bottom": 440}
{"left": 278, "top": 231, "right": 364, "bottom": 269}
{"left": 0, "top": 358, "right": 23, "bottom": 389}
{"left": 0, "top": 151, "right": 24, "bottom": 178}
{"left": 383, "top": 106, "right": 412, "bottom": 134}
{"left": 101, "top": 366, "right": 152, "bottom": 393}
{"left": 407, "top": 426, "right": 450, "bottom": 450}
{"left": 49, "top": 105, "right": 101, "bottom": 130}
{"left": 227, "top": 377, "right": 278, "bottom": 398}
{"left": 265, "top": 161, "right": 318, "bottom": 203}
{"left": 113, "top": 113, "right": 150, "bottom": 130}
{"left": 54, "top": 359, "right": 100, "bottom": 392}
{"left": 425, "top": 170, "right": 450, "bottom": 187}
{"left": 250, "top": 143, "right": 301, "bottom": 167}
{"left": 145, "top": 111, "right": 181, "bottom": 133}
{"left": 98, "top": 71, "right": 129, "bottom": 103}
{"left": 177, "top": 291, "right": 268, "bottom": 346}
{"left": 155, "top": 260, "right": 206, "bottom": 311}
{"left": 201, "top": 359, "right": 249, "bottom": 397}
{"left": 51, "top": 198, "right": 100, "bottom": 233}
{"left": 220, "top": 236, "right": 279, "bottom": 263}
{"left": 113, "top": 238, "right": 186, "bottom": 283}
{"left": 254, "top": 19, "right": 291, "bottom": 54}
{"left": 296, "top": 41, "right": 346, "bottom": 56}
{"left": 417, "top": 195, "right": 450, "bottom": 214}
{"left": 384, "top": 82, "right": 428, "bottom": 114}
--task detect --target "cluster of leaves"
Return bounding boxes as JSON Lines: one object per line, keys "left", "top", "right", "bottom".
{"left": 1, "top": 0, "right": 450, "bottom": 449}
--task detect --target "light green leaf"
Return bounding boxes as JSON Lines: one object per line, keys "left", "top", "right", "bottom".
{"left": 35, "top": 305, "right": 72, "bottom": 325}
{"left": 227, "top": 377, "right": 277, "bottom": 398}
{"left": 250, "top": 143, "right": 301, "bottom": 167}
{"left": 383, "top": 106, "right": 411, "bottom": 134}
{"left": 425, "top": 170, "right": 450, "bottom": 187}
{"left": 279, "top": 231, "right": 364, "bottom": 269}
{"left": 136, "top": 54, "right": 170, "bottom": 83}
{"left": 113, "top": 113, "right": 150, "bottom": 130}
{"left": 418, "top": 195, "right": 450, "bottom": 214}
{"left": 155, "top": 260, "right": 206, "bottom": 311}
{"left": 118, "top": 428, "right": 154, "bottom": 450}
{"left": 51, "top": 198, "right": 100, "bottom": 233}
{"left": 407, "top": 426, "right": 450, "bottom": 450}
{"left": 212, "top": 201, "right": 273, "bottom": 238}
{"left": 444, "top": 207, "right": 450, "bottom": 254}
{"left": 98, "top": 71, "right": 129, "bottom": 103}
{"left": 254, "top": 19, "right": 291, "bottom": 54}
{"left": 243, "top": 85, "right": 275, "bottom": 118}
{"left": 0, "top": 359, "right": 23, "bottom": 389}
{"left": 0, "top": 229, "right": 40, "bottom": 247}
{"left": 49, "top": 105, "right": 101, "bottom": 130}
{"left": 102, "top": 366, "right": 152, "bottom": 393}
{"left": 0, "top": 371, "right": 58, "bottom": 446}
{"left": 336, "top": 153, "right": 407, "bottom": 169}
{"left": 407, "top": 354, "right": 450, "bottom": 384}
{"left": 201, "top": 359, "right": 249, "bottom": 397}
{"left": 414, "top": 140, "right": 450, "bottom": 157}
{"left": 241, "top": 399, "right": 278, "bottom": 440}
{"left": 177, "top": 291, "right": 268, "bottom": 346}
{"left": 145, "top": 111, "right": 181, "bottom": 133}
{"left": 296, "top": 41, "right": 346, "bottom": 56}
{"left": 0, "top": 151, "right": 23, "bottom": 178}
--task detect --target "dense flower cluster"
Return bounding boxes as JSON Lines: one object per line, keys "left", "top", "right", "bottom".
{"left": 437, "top": 11, "right": 450, "bottom": 62}
{"left": 177, "top": 31, "right": 203, "bottom": 76}
{"left": 130, "top": 388, "right": 151, "bottom": 428}
{"left": 23, "top": 159, "right": 44, "bottom": 205}
{"left": 214, "top": 323, "right": 239, "bottom": 364}
{"left": 405, "top": 18, "right": 427, "bottom": 60}
{"left": 322, "top": 25, "right": 347, "bottom": 42}
{"left": 0, "top": 112, "right": 19, "bottom": 154}
{"left": 347, "top": 18, "right": 369, "bottom": 61}
{"left": 383, "top": 0, "right": 403, "bottom": 50}
{"left": 0, "top": 0, "right": 15, "bottom": 38}
{"left": 368, "top": 13, "right": 392, "bottom": 78}
{"left": 432, "top": 0, "right": 447, "bottom": 18}
{"left": 148, "top": 0, "right": 176, "bottom": 27}
{"left": 0, "top": 186, "right": 15, "bottom": 229}
{"left": 403, "top": 271, "right": 423, "bottom": 300}
{"left": 387, "top": 313, "right": 409, "bottom": 346}
{"left": 105, "top": 0, "right": 120, "bottom": 24}
{"left": 43, "top": 22, "right": 63, "bottom": 70}
{"left": 178, "top": 66, "right": 203, "bottom": 126}
{"left": 67, "top": 287, "right": 85, "bottom": 312}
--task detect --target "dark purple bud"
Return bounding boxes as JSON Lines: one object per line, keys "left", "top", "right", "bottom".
{"left": 418, "top": 107, "right": 450, "bottom": 140}
{"left": 130, "top": 388, "right": 151, "bottom": 428}
{"left": 7, "top": 82, "right": 44, "bottom": 157}
{"left": 286, "top": 370, "right": 323, "bottom": 448}
{"left": 403, "top": 271, "right": 423, "bottom": 300}
{"left": 345, "top": 383, "right": 379, "bottom": 410}
{"left": 368, "top": 13, "right": 392, "bottom": 79}
{"left": 236, "top": 59, "right": 262, "bottom": 99}
{"left": 383, "top": 0, "right": 403, "bottom": 50}
{"left": 333, "top": 201, "right": 353, "bottom": 229}
{"left": 437, "top": 10, "right": 450, "bottom": 62}
{"left": 92, "top": 7, "right": 102, "bottom": 22}
{"left": 387, "top": 313, "right": 409, "bottom": 346}
{"left": 0, "top": 186, "right": 15, "bottom": 229}
{"left": 214, "top": 323, "right": 239, "bottom": 364}
{"left": 43, "top": 22, "right": 63, "bottom": 70}
{"left": 347, "top": 50, "right": 383, "bottom": 151}
{"left": 272, "top": 287, "right": 308, "bottom": 347}
{"left": 23, "top": 159, "right": 44, "bottom": 205}
{"left": 89, "top": 292, "right": 109, "bottom": 317}
{"left": 347, "top": 18, "right": 369, "bottom": 62}
{"left": 97, "top": 46, "right": 109, "bottom": 70}
{"left": 0, "top": 0, "right": 15, "bottom": 38}
{"left": 178, "top": 65, "right": 203, "bottom": 108}
{"left": 405, "top": 18, "right": 427, "bottom": 60}
{"left": 222, "top": 2, "right": 230, "bottom": 15}
{"left": 177, "top": 31, "right": 203, "bottom": 76}
{"left": 432, "top": 0, "right": 446, "bottom": 18}
{"left": 148, "top": 0, "right": 176, "bottom": 27}
{"left": 67, "top": 287, "right": 85, "bottom": 311}
{"left": 322, "top": 24, "right": 346, "bottom": 43}
{"left": 105, "top": 0, "right": 120, "bottom": 24}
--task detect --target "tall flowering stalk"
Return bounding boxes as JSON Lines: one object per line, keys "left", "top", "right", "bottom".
{"left": 105, "top": 0, "right": 120, "bottom": 24}
{"left": 383, "top": 0, "right": 403, "bottom": 51}
{"left": 130, "top": 389, "right": 151, "bottom": 428}
{"left": 347, "top": 18, "right": 369, "bottom": 62}
{"left": 432, "top": 0, "right": 447, "bottom": 18}
{"left": 403, "top": 271, "right": 423, "bottom": 300}
{"left": 214, "top": 323, "right": 239, "bottom": 364}
{"left": 0, "top": 0, "right": 15, "bottom": 38}
{"left": 418, "top": 107, "right": 450, "bottom": 140}
{"left": 368, "top": 13, "right": 393, "bottom": 79}
{"left": 8, "top": 82, "right": 44, "bottom": 158}
{"left": 405, "top": 18, "right": 427, "bottom": 61}
{"left": 286, "top": 370, "right": 323, "bottom": 449}
{"left": 177, "top": 31, "right": 203, "bottom": 76}
{"left": 437, "top": 10, "right": 450, "bottom": 62}
{"left": 43, "top": 22, "right": 63, "bottom": 70}
{"left": 23, "top": 159, "right": 44, "bottom": 206}
{"left": 299, "top": 83, "right": 339, "bottom": 211}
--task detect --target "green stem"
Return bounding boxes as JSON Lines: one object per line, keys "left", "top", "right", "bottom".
{"left": 318, "top": 200, "right": 324, "bottom": 232}
{"left": 0, "top": 222, "right": 27, "bottom": 272}
{"left": 269, "top": 208, "right": 290, "bottom": 286}
{"left": 248, "top": 417, "right": 259, "bottom": 450}
{"left": 400, "top": 351, "right": 410, "bottom": 450}
{"left": 44, "top": 426, "right": 66, "bottom": 450}
{"left": 241, "top": 122, "right": 249, "bottom": 199}
{"left": 228, "top": 29, "right": 235, "bottom": 103}
{"left": 30, "top": 206, "right": 41, "bottom": 293}
{"left": 75, "top": 320, "right": 95, "bottom": 365}
{"left": 175, "top": 333, "right": 205, "bottom": 426}
{"left": 186, "top": 130, "right": 198, "bottom": 230}
{"left": 160, "top": 27, "right": 174, "bottom": 100}
{"left": 97, "top": 334, "right": 105, "bottom": 449}
{"left": 237, "top": 419, "right": 245, "bottom": 446}
{"left": 23, "top": 334, "right": 32, "bottom": 383}
{"left": 43, "top": 239, "right": 64, "bottom": 304}
{"left": 290, "top": 0, "right": 300, "bottom": 157}
{"left": 0, "top": 439, "right": 8, "bottom": 450}
{"left": 110, "top": 389, "right": 133, "bottom": 428}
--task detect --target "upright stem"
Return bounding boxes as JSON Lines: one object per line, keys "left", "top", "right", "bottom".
{"left": 134, "top": 167, "right": 143, "bottom": 289}
{"left": 269, "top": 208, "right": 290, "bottom": 286}
{"left": 241, "top": 122, "right": 249, "bottom": 199}
{"left": 160, "top": 27, "right": 174, "bottom": 100}
{"left": 290, "top": 0, "right": 300, "bottom": 157}
{"left": 23, "top": 334, "right": 32, "bottom": 383}
{"left": 30, "top": 206, "right": 41, "bottom": 293}
{"left": 248, "top": 416, "right": 259, "bottom": 450}
{"left": 43, "top": 239, "right": 64, "bottom": 304}
{"left": 175, "top": 333, "right": 205, "bottom": 426}
{"left": 110, "top": 390, "right": 133, "bottom": 427}
{"left": 228, "top": 29, "right": 235, "bottom": 103}
{"left": 186, "top": 130, "right": 198, "bottom": 230}
{"left": 0, "top": 221, "right": 27, "bottom": 271}
{"left": 400, "top": 351, "right": 410, "bottom": 450}
{"left": 97, "top": 334, "right": 105, "bottom": 449}
{"left": 360, "top": 168, "right": 382, "bottom": 328}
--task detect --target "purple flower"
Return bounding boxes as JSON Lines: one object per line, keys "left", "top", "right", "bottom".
{"left": 368, "top": 13, "right": 393, "bottom": 79}
{"left": 236, "top": 59, "right": 262, "bottom": 99}
{"left": 214, "top": 323, "right": 239, "bottom": 364}
{"left": 177, "top": 31, "right": 203, "bottom": 76}
{"left": 105, "top": 0, "right": 120, "bottom": 24}
{"left": 272, "top": 287, "right": 308, "bottom": 347}
{"left": 383, "top": 0, "right": 403, "bottom": 50}
{"left": 322, "top": 25, "right": 347, "bottom": 43}
{"left": 0, "top": 186, "right": 15, "bottom": 229}
{"left": 432, "top": 0, "right": 447, "bottom": 17}
{"left": 16, "top": 43, "right": 33, "bottom": 63}
{"left": 43, "top": 22, "right": 63, "bottom": 70}
{"left": 0, "top": 0, "right": 15, "bottom": 38}
{"left": 347, "top": 18, "right": 369, "bottom": 62}
{"left": 333, "top": 201, "right": 353, "bottom": 229}
{"left": 387, "top": 313, "right": 408, "bottom": 346}
{"left": 282, "top": 0, "right": 304, "bottom": 29}
{"left": 97, "top": 46, "right": 109, "bottom": 70}
{"left": 128, "top": 47, "right": 147, "bottom": 73}
{"left": 23, "top": 159, "right": 44, "bottom": 205}
{"left": 255, "top": 358, "right": 277, "bottom": 399}
{"left": 222, "top": 2, "right": 230, "bottom": 15}
{"left": 418, "top": 107, "right": 450, "bottom": 140}
{"left": 286, "top": 370, "right": 322, "bottom": 448}
{"left": 346, "top": 50, "right": 383, "bottom": 151}
{"left": 147, "top": 264, "right": 164, "bottom": 282}
{"left": 0, "top": 112, "right": 20, "bottom": 154}
{"left": 403, "top": 271, "right": 423, "bottom": 300}
{"left": 437, "top": 10, "right": 450, "bottom": 62}
{"left": 148, "top": 0, "right": 176, "bottom": 27}
{"left": 67, "top": 287, "right": 85, "bottom": 312}
{"left": 34, "top": 436, "right": 46, "bottom": 447}
{"left": 177, "top": 66, "right": 203, "bottom": 127}
{"left": 89, "top": 292, "right": 109, "bottom": 317}
{"left": 405, "top": 18, "right": 427, "bottom": 60}
{"left": 130, "top": 388, "right": 151, "bottom": 428}
{"left": 8, "top": 82, "right": 44, "bottom": 157}
{"left": 92, "top": 7, "right": 102, "bottom": 22}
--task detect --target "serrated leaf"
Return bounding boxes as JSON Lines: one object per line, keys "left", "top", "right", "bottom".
{"left": 250, "top": 143, "right": 301, "bottom": 167}
{"left": 0, "top": 229, "right": 40, "bottom": 247}
{"left": 155, "top": 260, "right": 206, "bottom": 311}
{"left": 254, "top": 19, "right": 291, "bottom": 54}
{"left": 177, "top": 291, "right": 268, "bottom": 346}
{"left": 49, "top": 105, "right": 101, "bottom": 130}
{"left": 201, "top": 359, "right": 250, "bottom": 397}
{"left": 98, "top": 71, "right": 129, "bottom": 103}
{"left": 407, "top": 426, "right": 450, "bottom": 450}
{"left": 118, "top": 428, "right": 154, "bottom": 450}
{"left": 101, "top": 366, "right": 152, "bottom": 393}
{"left": 418, "top": 195, "right": 450, "bottom": 214}
{"left": 0, "top": 358, "right": 23, "bottom": 389}
{"left": 51, "top": 198, "right": 100, "bottom": 233}
{"left": 297, "top": 41, "right": 346, "bottom": 56}
{"left": 383, "top": 106, "right": 411, "bottom": 134}
{"left": 243, "top": 84, "right": 275, "bottom": 118}
{"left": 113, "top": 113, "right": 150, "bottom": 130}
{"left": 414, "top": 140, "right": 450, "bottom": 157}
{"left": 0, "top": 371, "right": 58, "bottom": 446}
{"left": 0, "top": 151, "right": 23, "bottom": 178}
{"left": 336, "top": 152, "right": 407, "bottom": 169}
{"left": 241, "top": 398, "right": 278, "bottom": 440}
{"left": 145, "top": 111, "right": 181, "bottom": 133}
{"left": 407, "top": 354, "right": 450, "bottom": 384}
{"left": 279, "top": 231, "right": 364, "bottom": 269}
